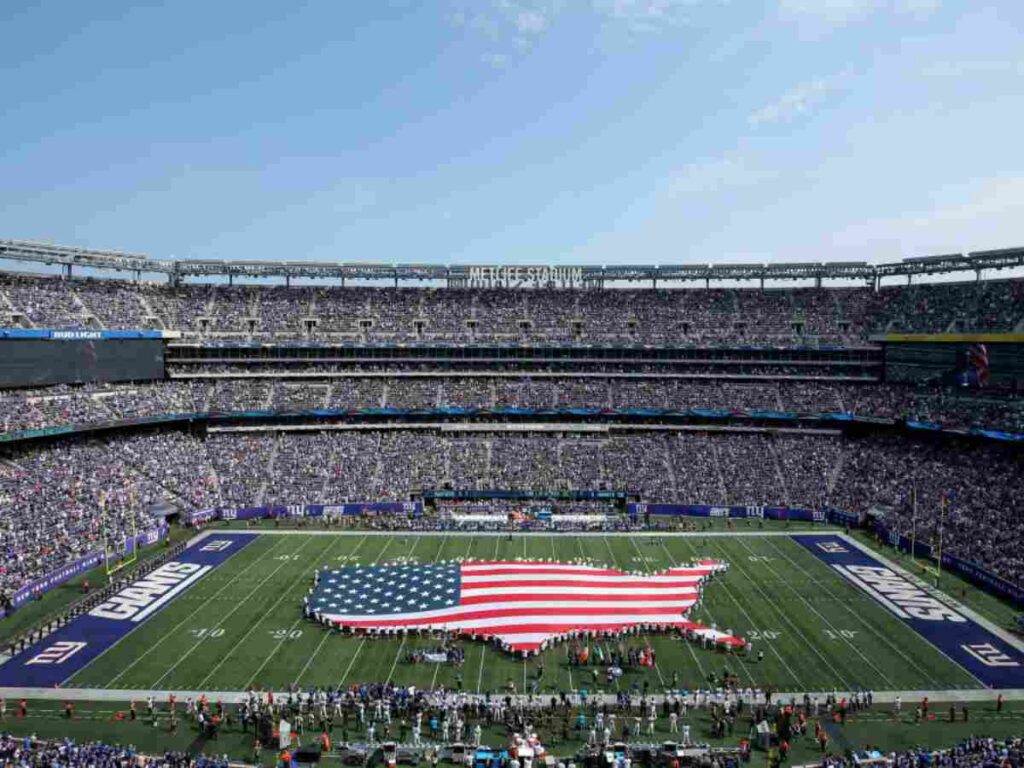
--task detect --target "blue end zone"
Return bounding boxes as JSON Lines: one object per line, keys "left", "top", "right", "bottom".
{"left": 0, "top": 532, "right": 256, "bottom": 688}
{"left": 793, "top": 534, "right": 1024, "bottom": 689}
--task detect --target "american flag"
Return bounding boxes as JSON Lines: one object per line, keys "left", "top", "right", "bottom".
{"left": 968, "top": 342, "right": 990, "bottom": 386}
{"left": 307, "top": 559, "right": 741, "bottom": 653}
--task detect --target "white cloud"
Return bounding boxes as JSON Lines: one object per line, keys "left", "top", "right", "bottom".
{"left": 920, "top": 58, "right": 1024, "bottom": 79}
{"left": 777, "top": 0, "right": 939, "bottom": 31}
{"left": 592, "top": 0, "right": 719, "bottom": 34}
{"left": 748, "top": 77, "right": 833, "bottom": 126}
{"left": 514, "top": 8, "right": 548, "bottom": 33}
{"left": 448, "top": 0, "right": 561, "bottom": 66}
{"left": 778, "top": 0, "right": 878, "bottom": 28}
{"left": 481, "top": 51, "right": 510, "bottom": 67}
{"left": 666, "top": 153, "right": 772, "bottom": 197}
{"left": 830, "top": 176, "right": 1024, "bottom": 258}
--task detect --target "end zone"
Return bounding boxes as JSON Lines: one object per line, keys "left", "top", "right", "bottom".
{"left": 0, "top": 532, "right": 256, "bottom": 688}
{"left": 794, "top": 533, "right": 1024, "bottom": 689}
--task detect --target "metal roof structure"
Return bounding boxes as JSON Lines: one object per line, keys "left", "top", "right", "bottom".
{"left": 2, "top": 238, "right": 1022, "bottom": 286}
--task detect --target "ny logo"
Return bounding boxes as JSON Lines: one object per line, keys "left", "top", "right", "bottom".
{"left": 200, "top": 540, "right": 232, "bottom": 552}
{"left": 25, "top": 641, "right": 87, "bottom": 666}
{"left": 962, "top": 643, "right": 1020, "bottom": 668}
{"left": 817, "top": 541, "right": 848, "bottom": 554}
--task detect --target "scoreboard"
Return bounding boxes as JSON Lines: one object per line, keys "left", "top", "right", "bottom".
{"left": 0, "top": 337, "right": 164, "bottom": 387}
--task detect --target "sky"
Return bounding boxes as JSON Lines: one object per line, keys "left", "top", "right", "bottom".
{"left": 0, "top": 0, "right": 1022, "bottom": 273}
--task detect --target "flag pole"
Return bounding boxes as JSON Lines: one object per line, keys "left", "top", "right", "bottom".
{"left": 910, "top": 484, "right": 917, "bottom": 567}
{"left": 935, "top": 492, "right": 946, "bottom": 588}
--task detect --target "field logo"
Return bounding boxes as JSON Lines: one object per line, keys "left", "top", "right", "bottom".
{"left": 832, "top": 564, "right": 966, "bottom": 622}
{"left": 89, "top": 562, "right": 212, "bottom": 622}
{"left": 962, "top": 643, "right": 1020, "bottom": 668}
{"left": 817, "top": 541, "right": 848, "bottom": 554}
{"left": 201, "top": 539, "right": 233, "bottom": 552}
{"left": 793, "top": 534, "right": 1024, "bottom": 689}
{"left": 25, "top": 641, "right": 86, "bottom": 666}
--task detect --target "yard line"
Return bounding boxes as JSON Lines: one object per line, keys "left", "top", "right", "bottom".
{"left": 386, "top": 636, "right": 408, "bottom": 685}
{"left": 734, "top": 536, "right": 893, "bottom": 688}
{"left": 338, "top": 638, "right": 366, "bottom": 689}
{"left": 476, "top": 536, "right": 504, "bottom": 693}
{"left": 603, "top": 535, "right": 675, "bottom": 688}
{"left": 281, "top": 535, "right": 373, "bottom": 688}
{"left": 429, "top": 536, "right": 474, "bottom": 691}
{"left": 294, "top": 532, "right": 393, "bottom": 688}
{"left": 723, "top": 538, "right": 852, "bottom": 689}
{"left": 191, "top": 536, "right": 333, "bottom": 690}
{"left": 656, "top": 539, "right": 755, "bottom": 687}
{"left": 602, "top": 536, "right": 618, "bottom": 568}
{"left": 149, "top": 535, "right": 318, "bottom": 689}
{"left": 677, "top": 537, "right": 804, "bottom": 690}
{"left": 102, "top": 535, "right": 290, "bottom": 688}
{"left": 621, "top": 536, "right": 673, "bottom": 688}
{"left": 384, "top": 532, "right": 448, "bottom": 690}
{"left": 763, "top": 536, "right": 938, "bottom": 688}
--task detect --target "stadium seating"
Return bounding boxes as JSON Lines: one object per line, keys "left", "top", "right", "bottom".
{"left": 2, "top": 429, "right": 1022, "bottom": 593}
{"left": 2, "top": 270, "right": 1023, "bottom": 607}
{"left": 2, "top": 379, "right": 1021, "bottom": 437}
{"left": 3, "top": 272, "right": 1023, "bottom": 342}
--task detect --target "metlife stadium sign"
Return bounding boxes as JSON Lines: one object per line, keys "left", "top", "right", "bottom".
{"left": 466, "top": 266, "right": 584, "bottom": 288}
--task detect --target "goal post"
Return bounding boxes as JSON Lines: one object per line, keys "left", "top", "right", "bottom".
{"left": 909, "top": 486, "right": 947, "bottom": 586}
{"left": 102, "top": 487, "right": 139, "bottom": 578}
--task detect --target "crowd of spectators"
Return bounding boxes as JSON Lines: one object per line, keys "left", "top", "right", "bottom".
{"left": 834, "top": 736, "right": 1024, "bottom": 768}
{"left": 3, "top": 271, "right": 1022, "bottom": 343}
{"left": 0, "top": 734, "right": 229, "bottom": 768}
{"left": 2, "top": 379, "right": 1021, "bottom": 436}
{"left": 3, "top": 428, "right": 1022, "bottom": 591}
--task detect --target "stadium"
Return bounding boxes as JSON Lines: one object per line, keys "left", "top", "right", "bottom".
{"left": 0, "top": 238, "right": 1023, "bottom": 765}
{"left": 3, "top": 3, "right": 1024, "bottom": 766}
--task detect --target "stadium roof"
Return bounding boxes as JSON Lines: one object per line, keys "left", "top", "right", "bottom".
{"left": 1, "top": 238, "right": 1022, "bottom": 285}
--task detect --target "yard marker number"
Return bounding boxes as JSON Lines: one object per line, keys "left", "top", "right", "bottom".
{"left": 823, "top": 629, "right": 859, "bottom": 641}
{"left": 270, "top": 629, "right": 302, "bottom": 640}
{"left": 747, "top": 630, "right": 782, "bottom": 641}
{"left": 190, "top": 628, "right": 225, "bottom": 639}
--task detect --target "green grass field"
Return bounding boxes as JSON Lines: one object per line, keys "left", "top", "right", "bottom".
{"left": 65, "top": 528, "right": 986, "bottom": 695}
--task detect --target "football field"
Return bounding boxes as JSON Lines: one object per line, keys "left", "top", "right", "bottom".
{"left": 49, "top": 528, "right": 1006, "bottom": 697}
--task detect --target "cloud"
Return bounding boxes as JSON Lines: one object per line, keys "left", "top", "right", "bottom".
{"left": 449, "top": 0, "right": 561, "bottom": 66}
{"left": 777, "top": 0, "right": 939, "bottom": 31}
{"left": 830, "top": 176, "right": 1024, "bottom": 258}
{"left": 481, "top": 51, "right": 510, "bottom": 67}
{"left": 592, "top": 0, "right": 719, "bottom": 35}
{"left": 748, "top": 77, "right": 833, "bottom": 126}
{"left": 919, "top": 58, "right": 1024, "bottom": 79}
{"left": 514, "top": 8, "right": 548, "bottom": 33}
{"left": 666, "top": 153, "right": 772, "bottom": 197}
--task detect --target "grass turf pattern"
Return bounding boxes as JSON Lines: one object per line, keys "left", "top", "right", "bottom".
{"left": 68, "top": 531, "right": 982, "bottom": 694}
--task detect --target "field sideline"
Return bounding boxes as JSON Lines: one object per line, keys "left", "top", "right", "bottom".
{"left": 6, "top": 528, "right": 1022, "bottom": 702}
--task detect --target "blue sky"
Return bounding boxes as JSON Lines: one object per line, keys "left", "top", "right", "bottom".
{"left": 1, "top": 0, "right": 1022, "bottom": 268}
